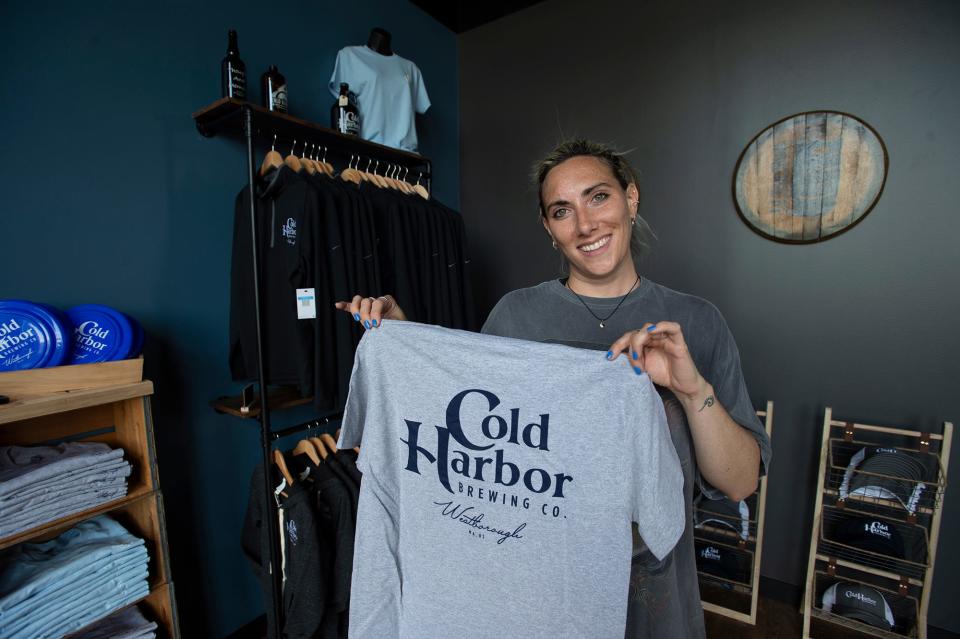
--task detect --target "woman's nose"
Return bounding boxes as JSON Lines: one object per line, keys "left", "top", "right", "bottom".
{"left": 576, "top": 209, "right": 599, "bottom": 235}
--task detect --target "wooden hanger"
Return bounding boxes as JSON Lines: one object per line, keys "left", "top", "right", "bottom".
{"left": 284, "top": 139, "right": 303, "bottom": 173}
{"left": 299, "top": 142, "right": 317, "bottom": 175}
{"left": 308, "top": 436, "right": 329, "bottom": 461}
{"left": 318, "top": 146, "right": 335, "bottom": 176}
{"left": 394, "top": 165, "right": 414, "bottom": 194}
{"left": 292, "top": 438, "right": 321, "bottom": 466}
{"left": 413, "top": 171, "right": 430, "bottom": 200}
{"left": 340, "top": 154, "right": 363, "bottom": 185}
{"left": 259, "top": 134, "right": 283, "bottom": 177}
{"left": 320, "top": 433, "right": 339, "bottom": 454}
{"left": 272, "top": 449, "right": 294, "bottom": 486}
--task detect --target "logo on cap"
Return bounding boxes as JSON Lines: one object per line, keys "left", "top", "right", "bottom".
{"left": 866, "top": 520, "right": 892, "bottom": 539}
{"left": 845, "top": 590, "right": 878, "bottom": 607}
{"left": 701, "top": 546, "right": 721, "bottom": 561}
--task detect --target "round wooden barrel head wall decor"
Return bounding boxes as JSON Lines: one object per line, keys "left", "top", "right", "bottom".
{"left": 733, "top": 111, "right": 887, "bottom": 243}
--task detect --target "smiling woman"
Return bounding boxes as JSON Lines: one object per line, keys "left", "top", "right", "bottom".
{"left": 335, "top": 138, "right": 771, "bottom": 639}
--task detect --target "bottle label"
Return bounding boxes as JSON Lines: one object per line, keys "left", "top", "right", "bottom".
{"left": 230, "top": 68, "right": 246, "bottom": 98}
{"left": 339, "top": 111, "right": 360, "bottom": 135}
{"left": 339, "top": 95, "right": 348, "bottom": 107}
{"left": 272, "top": 84, "right": 288, "bottom": 112}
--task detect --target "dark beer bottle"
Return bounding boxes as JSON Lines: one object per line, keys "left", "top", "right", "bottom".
{"left": 220, "top": 30, "right": 247, "bottom": 99}
{"left": 331, "top": 83, "right": 360, "bottom": 135}
{"left": 261, "top": 65, "right": 288, "bottom": 113}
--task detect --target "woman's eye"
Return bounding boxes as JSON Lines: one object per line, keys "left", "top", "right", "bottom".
{"left": 552, "top": 208, "right": 569, "bottom": 219}
{"left": 592, "top": 192, "right": 609, "bottom": 203}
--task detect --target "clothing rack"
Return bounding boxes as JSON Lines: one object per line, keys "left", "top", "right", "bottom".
{"left": 192, "top": 97, "right": 433, "bottom": 638}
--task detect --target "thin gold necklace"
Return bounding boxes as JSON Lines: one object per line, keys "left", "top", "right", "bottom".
{"left": 566, "top": 275, "right": 640, "bottom": 328}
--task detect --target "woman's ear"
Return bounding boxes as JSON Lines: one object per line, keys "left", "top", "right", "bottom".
{"left": 627, "top": 183, "right": 640, "bottom": 212}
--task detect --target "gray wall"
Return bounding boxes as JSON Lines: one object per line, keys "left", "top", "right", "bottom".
{"left": 460, "top": 0, "right": 960, "bottom": 631}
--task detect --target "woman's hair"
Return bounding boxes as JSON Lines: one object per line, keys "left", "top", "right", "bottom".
{"left": 532, "top": 139, "right": 654, "bottom": 271}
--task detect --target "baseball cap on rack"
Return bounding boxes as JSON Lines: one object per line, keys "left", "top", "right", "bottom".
{"left": 840, "top": 447, "right": 928, "bottom": 513}
{"left": 694, "top": 495, "right": 750, "bottom": 540}
{"left": 822, "top": 582, "right": 895, "bottom": 630}
{"left": 694, "top": 540, "right": 742, "bottom": 582}
{"left": 833, "top": 515, "right": 906, "bottom": 559}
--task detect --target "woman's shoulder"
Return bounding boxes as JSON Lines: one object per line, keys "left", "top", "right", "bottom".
{"left": 483, "top": 280, "right": 562, "bottom": 336}
{"left": 643, "top": 279, "right": 727, "bottom": 326}
{"left": 493, "top": 280, "right": 560, "bottom": 307}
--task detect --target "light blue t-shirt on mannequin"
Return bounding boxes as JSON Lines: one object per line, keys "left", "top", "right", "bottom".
{"left": 329, "top": 45, "right": 431, "bottom": 152}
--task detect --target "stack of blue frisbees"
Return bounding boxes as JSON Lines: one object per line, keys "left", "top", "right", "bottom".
{"left": 0, "top": 301, "right": 143, "bottom": 372}
{"left": 0, "top": 516, "right": 149, "bottom": 639}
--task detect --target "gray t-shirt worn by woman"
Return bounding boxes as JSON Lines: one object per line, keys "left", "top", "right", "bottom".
{"left": 482, "top": 278, "right": 772, "bottom": 639}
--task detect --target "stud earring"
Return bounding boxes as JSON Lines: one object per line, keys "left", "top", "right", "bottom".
{"left": 630, "top": 218, "right": 636, "bottom": 226}
{"left": 552, "top": 239, "right": 558, "bottom": 250}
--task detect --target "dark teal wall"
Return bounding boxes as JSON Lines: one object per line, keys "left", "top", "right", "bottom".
{"left": 0, "top": 1, "right": 456, "bottom": 635}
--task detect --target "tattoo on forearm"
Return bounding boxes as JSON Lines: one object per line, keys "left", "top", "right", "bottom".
{"left": 698, "top": 395, "right": 715, "bottom": 412}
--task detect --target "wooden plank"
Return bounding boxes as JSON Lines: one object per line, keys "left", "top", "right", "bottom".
{"left": 772, "top": 117, "right": 797, "bottom": 238}
{"left": 0, "top": 381, "right": 153, "bottom": 424}
{"left": 0, "top": 357, "right": 142, "bottom": 398}
{"left": 756, "top": 130, "right": 775, "bottom": 235}
{"left": 0, "top": 401, "right": 115, "bottom": 446}
{"left": 142, "top": 582, "right": 180, "bottom": 639}
{"left": 802, "top": 407, "right": 833, "bottom": 638}
{"left": 920, "top": 421, "right": 952, "bottom": 639}
{"left": 113, "top": 397, "right": 155, "bottom": 492}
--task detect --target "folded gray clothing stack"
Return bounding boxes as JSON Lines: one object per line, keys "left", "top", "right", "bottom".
{"left": 0, "top": 515, "right": 150, "bottom": 639}
{"left": 71, "top": 605, "right": 158, "bottom": 639}
{"left": 0, "top": 443, "right": 132, "bottom": 537}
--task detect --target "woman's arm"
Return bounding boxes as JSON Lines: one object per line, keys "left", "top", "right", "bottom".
{"left": 608, "top": 321, "right": 760, "bottom": 501}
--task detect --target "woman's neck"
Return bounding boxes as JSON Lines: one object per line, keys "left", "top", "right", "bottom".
{"left": 566, "top": 268, "right": 640, "bottom": 298}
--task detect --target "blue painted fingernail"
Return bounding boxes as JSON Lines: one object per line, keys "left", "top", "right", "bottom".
{"left": 606, "top": 350, "right": 613, "bottom": 360}
{"left": 647, "top": 324, "right": 657, "bottom": 332}
{"left": 364, "top": 320, "right": 371, "bottom": 329}
{"left": 631, "top": 350, "right": 638, "bottom": 360}
{"left": 633, "top": 366, "right": 642, "bottom": 375}
{"left": 372, "top": 319, "right": 378, "bottom": 327}
{"left": 353, "top": 313, "right": 360, "bottom": 321}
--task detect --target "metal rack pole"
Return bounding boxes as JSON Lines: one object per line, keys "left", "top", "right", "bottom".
{"left": 243, "top": 104, "right": 284, "bottom": 638}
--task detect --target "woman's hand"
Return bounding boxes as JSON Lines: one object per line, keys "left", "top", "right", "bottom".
{"left": 607, "top": 322, "right": 707, "bottom": 401}
{"left": 334, "top": 294, "right": 407, "bottom": 329}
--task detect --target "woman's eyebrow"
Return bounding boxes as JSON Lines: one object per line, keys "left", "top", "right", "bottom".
{"left": 545, "top": 182, "right": 613, "bottom": 210}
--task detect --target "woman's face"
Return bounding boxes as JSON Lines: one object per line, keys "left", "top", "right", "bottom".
{"left": 540, "top": 155, "right": 639, "bottom": 286}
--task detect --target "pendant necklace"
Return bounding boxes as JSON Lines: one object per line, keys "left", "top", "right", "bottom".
{"left": 567, "top": 275, "right": 641, "bottom": 328}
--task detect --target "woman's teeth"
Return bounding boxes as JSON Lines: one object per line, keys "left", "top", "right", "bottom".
{"left": 579, "top": 236, "right": 610, "bottom": 252}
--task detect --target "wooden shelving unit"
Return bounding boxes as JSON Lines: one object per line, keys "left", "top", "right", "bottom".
{"left": 801, "top": 408, "right": 952, "bottom": 639}
{"left": 696, "top": 401, "right": 774, "bottom": 625}
{"left": 0, "top": 364, "right": 179, "bottom": 638}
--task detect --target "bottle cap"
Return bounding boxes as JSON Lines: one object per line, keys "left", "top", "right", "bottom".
{"left": 65, "top": 304, "right": 135, "bottom": 364}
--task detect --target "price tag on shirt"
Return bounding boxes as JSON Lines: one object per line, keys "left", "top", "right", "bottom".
{"left": 296, "top": 288, "right": 316, "bottom": 319}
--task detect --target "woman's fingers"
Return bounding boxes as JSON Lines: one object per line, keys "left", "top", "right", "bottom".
{"left": 333, "top": 294, "right": 406, "bottom": 329}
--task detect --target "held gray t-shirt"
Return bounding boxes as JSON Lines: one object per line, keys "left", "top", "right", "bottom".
{"left": 338, "top": 321, "right": 684, "bottom": 638}
{"left": 483, "top": 278, "right": 773, "bottom": 638}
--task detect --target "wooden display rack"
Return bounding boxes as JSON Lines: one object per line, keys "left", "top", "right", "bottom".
{"left": 697, "top": 400, "right": 774, "bottom": 625}
{"left": 0, "top": 360, "right": 180, "bottom": 638}
{"left": 802, "top": 408, "right": 952, "bottom": 639}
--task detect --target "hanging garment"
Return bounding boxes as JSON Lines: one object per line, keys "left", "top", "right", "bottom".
{"left": 338, "top": 322, "right": 684, "bottom": 638}
{"left": 229, "top": 169, "right": 475, "bottom": 411}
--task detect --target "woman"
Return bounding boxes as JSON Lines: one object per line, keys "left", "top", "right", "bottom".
{"left": 337, "top": 139, "right": 771, "bottom": 638}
